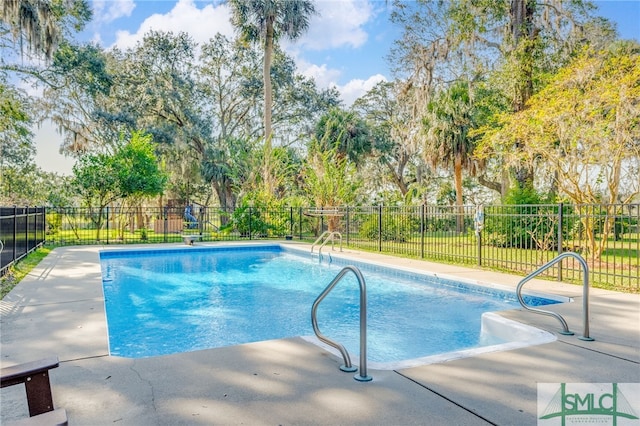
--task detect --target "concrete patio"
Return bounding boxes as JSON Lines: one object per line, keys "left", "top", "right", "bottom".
{"left": 1, "top": 243, "right": 638, "bottom": 425}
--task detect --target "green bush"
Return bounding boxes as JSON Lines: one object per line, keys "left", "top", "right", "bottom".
{"left": 359, "top": 215, "right": 416, "bottom": 242}
{"left": 46, "top": 212, "right": 62, "bottom": 235}
{"left": 220, "top": 205, "right": 271, "bottom": 237}
{"left": 482, "top": 190, "right": 583, "bottom": 250}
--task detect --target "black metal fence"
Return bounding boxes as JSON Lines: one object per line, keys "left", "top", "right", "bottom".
{"left": 5, "top": 203, "right": 639, "bottom": 290}
{"left": 0, "top": 207, "right": 46, "bottom": 275}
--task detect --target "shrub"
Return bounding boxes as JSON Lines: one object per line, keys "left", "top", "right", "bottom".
{"left": 46, "top": 212, "right": 62, "bottom": 235}
{"left": 359, "top": 214, "right": 416, "bottom": 242}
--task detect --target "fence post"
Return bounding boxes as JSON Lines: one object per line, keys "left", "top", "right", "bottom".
{"left": 249, "top": 207, "right": 253, "bottom": 240}
{"left": 557, "top": 202, "right": 564, "bottom": 281}
{"left": 25, "top": 206, "right": 30, "bottom": 253}
{"left": 163, "top": 206, "right": 168, "bottom": 243}
{"left": 41, "top": 207, "right": 46, "bottom": 246}
{"left": 12, "top": 206, "right": 17, "bottom": 265}
{"left": 421, "top": 204, "right": 425, "bottom": 259}
{"left": 378, "top": 205, "right": 382, "bottom": 252}
{"left": 474, "top": 205, "right": 485, "bottom": 267}
{"left": 298, "top": 207, "right": 302, "bottom": 240}
{"left": 346, "top": 206, "right": 350, "bottom": 246}
{"left": 106, "top": 206, "right": 110, "bottom": 245}
{"left": 22, "top": 206, "right": 27, "bottom": 259}
{"left": 289, "top": 207, "right": 294, "bottom": 237}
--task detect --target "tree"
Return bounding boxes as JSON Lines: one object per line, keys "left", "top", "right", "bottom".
{"left": 37, "top": 41, "right": 114, "bottom": 154}
{"left": 302, "top": 147, "right": 362, "bottom": 231}
{"left": 268, "top": 46, "right": 340, "bottom": 147}
{"left": 229, "top": 0, "right": 317, "bottom": 192}
{"left": 201, "top": 136, "right": 260, "bottom": 213}
{"left": 0, "top": 164, "right": 74, "bottom": 206}
{"left": 72, "top": 131, "right": 166, "bottom": 239}
{"left": 198, "top": 34, "right": 263, "bottom": 209}
{"left": 105, "top": 31, "right": 214, "bottom": 209}
{"left": 72, "top": 151, "right": 119, "bottom": 239}
{"left": 199, "top": 33, "right": 335, "bottom": 208}
{"left": 477, "top": 42, "right": 640, "bottom": 258}
{"left": 0, "top": 1, "right": 92, "bottom": 202}
{"left": 446, "top": 0, "right": 607, "bottom": 191}
{"left": 199, "top": 34, "right": 263, "bottom": 142}
{"left": 0, "top": 0, "right": 91, "bottom": 60}
{"left": 352, "top": 81, "right": 426, "bottom": 199}
{"left": 115, "top": 131, "right": 167, "bottom": 200}
{"left": 114, "top": 31, "right": 209, "bottom": 154}
{"left": 389, "top": 0, "right": 607, "bottom": 194}
{"left": 313, "top": 108, "right": 373, "bottom": 164}
{"left": 423, "top": 81, "right": 479, "bottom": 232}
{"left": 0, "top": 82, "right": 32, "bottom": 171}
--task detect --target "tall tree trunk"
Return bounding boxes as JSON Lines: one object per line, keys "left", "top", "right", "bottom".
{"left": 211, "top": 179, "right": 236, "bottom": 226}
{"left": 454, "top": 154, "right": 464, "bottom": 233}
{"left": 509, "top": 0, "right": 536, "bottom": 190}
{"left": 263, "top": 20, "right": 275, "bottom": 194}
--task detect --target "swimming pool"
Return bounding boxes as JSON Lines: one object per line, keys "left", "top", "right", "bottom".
{"left": 99, "top": 244, "right": 562, "bottom": 368}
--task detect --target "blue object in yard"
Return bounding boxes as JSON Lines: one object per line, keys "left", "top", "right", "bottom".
{"left": 184, "top": 204, "right": 198, "bottom": 229}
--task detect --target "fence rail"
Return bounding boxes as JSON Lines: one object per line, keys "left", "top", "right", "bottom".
{"left": 3, "top": 203, "right": 638, "bottom": 290}
{"left": 0, "top": 207, "right": 46, "bottom": 275}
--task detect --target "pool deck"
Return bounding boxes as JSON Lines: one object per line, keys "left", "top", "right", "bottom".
{"left": 1, "top": 242, "right": 638, "bottom": 425}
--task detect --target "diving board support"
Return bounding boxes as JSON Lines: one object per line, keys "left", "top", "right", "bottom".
{"left": 311, "top": 265, "right": 372, "bottom": 382}
{"left": 516, "top": 252, "right": 593, "bottom": 341}
{"left": 181, "top": 234, "right": 202, "bottom": 245}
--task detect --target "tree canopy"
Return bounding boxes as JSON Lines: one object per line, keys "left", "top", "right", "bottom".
{"left": 0, "top": 0, "right": 636, "bottom": 212}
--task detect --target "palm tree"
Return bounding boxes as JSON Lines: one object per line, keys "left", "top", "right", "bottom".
{"left": 423, "top": 81, "right": 479, "bottom": 233}
{"left": 313, "top": 108, "right": 373, "bottom": 164}
{"left": 229, "top": 0, "right": 316, "bottom": 192}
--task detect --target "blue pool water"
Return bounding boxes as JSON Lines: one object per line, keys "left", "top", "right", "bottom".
{"left": 100, "top": 245, "right": 559, "bottom": 362}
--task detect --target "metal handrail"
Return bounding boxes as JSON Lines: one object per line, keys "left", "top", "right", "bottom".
{"left": 311, "top": 231, "right": 342, "bottom": 255}
{"left": 311, "top": 265, "right": 372, "bottom": 382}
{"left": 318, "top": 232, "right": 342, "bottom": 255}
{"left": 516, "top": 252, "right": 593, "bottom": 341}
{"left": 311, "top": 231, "right": 331, "bottom": 253}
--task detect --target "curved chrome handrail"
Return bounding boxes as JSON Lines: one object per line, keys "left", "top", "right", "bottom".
{"left": 311, "top": 231, "right": 331, "bottom": 253}
{"left": 311, "top": 231, "right": 342, "bottom": 255}
{"left": 318, "top": 232, "right": 342, "bottom": 255}
{"left": 516, "top": 252, "right": 593, "bottom": 341}
{"left": 311, "top": 265, "right": 372, "bottom": 382}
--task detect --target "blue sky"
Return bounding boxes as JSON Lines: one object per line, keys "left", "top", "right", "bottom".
{"left": 35, "top": 0, "right": 640, "bottom": 174}
{"left": 80, "top": 0, "right": 640, "bottom": 103}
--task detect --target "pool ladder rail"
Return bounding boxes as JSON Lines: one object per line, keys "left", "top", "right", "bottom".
{"left": 516, "top": 252, "right": 593, "bottom": 341}
{"left": 311, "top": 265, "right": 372, "bottom": 382}
{"left": 311, "top": 231, "right": 342, "bottom": 255}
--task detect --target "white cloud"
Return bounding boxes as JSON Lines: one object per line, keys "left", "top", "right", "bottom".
{"left": 104, "top": 0, "right": 383, "bottom": 106}
{"left": 297, "top": 0, "right": 372, "bottom": 50}
{"left": 297, "top": 60, "right": 342, "bottom": 89}
{"left": 92, "top": 0, "right": 136, "bottom": 24}
{"left": 296, "top": 58, "right": 386, "bottom": 106}
{"left": 337, "top": 74, "right": 387, "bottom": 106}
{"left": 111, "top": 0, "right": 233, "bottom": 51}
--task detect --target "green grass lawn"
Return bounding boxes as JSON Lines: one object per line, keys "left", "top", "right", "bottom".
{"left": 24, "top": 227, "right": 639, "bottom": 294}
{"left": 1, "top": 246, "right": 53, "bottom": 299}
